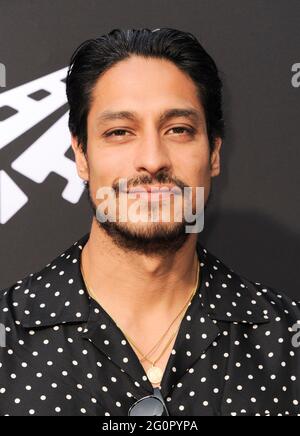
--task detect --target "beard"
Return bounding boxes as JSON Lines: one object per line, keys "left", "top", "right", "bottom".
{"left": 84, "top": 178, "right": 212, "bottom": 258}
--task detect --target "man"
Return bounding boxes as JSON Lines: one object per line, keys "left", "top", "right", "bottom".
{"left": 0, "top": 28, "right": 299, "bottom": 417}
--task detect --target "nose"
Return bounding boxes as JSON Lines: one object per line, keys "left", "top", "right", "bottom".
{"left": 133, "top": 131, "right": 172, "bottom": 176}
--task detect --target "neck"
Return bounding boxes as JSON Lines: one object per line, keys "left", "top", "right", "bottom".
{"left": 80, "top": 219, "right": 200, "bottom": 330}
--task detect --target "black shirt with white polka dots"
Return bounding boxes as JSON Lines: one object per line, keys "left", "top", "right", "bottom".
{"left": 0, "top": 233, "right": 299, "bottom": 416}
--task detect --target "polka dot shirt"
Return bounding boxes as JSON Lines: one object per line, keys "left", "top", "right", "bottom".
{"left": 0, "top": 233, "right": 299, "bottom": 416}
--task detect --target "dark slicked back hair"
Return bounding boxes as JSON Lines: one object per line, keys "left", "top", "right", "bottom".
{"left": 66, "top": 28, "right": 225, "bottom": 154}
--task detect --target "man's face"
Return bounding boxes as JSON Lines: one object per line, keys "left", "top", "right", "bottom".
{"left": 72, "top": 56, "right": 222, "bottom": 256}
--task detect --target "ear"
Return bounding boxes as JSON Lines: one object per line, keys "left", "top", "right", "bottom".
{"left": 210, "top": 137, "right": 222, "bottom": 178}
{"left": 71, "top": 135, "right": 89, "bottom": 182}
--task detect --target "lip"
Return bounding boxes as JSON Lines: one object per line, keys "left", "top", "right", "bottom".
{"left": 131, "top": 191, "right": 174, "bottom": 201}
{"left": 125, "top": 184, "right": 178, "bottom": 193}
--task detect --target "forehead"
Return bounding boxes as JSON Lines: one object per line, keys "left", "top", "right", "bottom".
{"left": 88, "top": 56, "right": 204, "bottom": 121}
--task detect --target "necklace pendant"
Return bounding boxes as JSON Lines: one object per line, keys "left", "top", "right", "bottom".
{"left": 147, "top": 365, "right": 163, "bottom": 384}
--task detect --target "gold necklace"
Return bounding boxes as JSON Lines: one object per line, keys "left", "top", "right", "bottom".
{"left": 122, "top": 261, "right": 199, "bottom": 385}
{"left": 138, "top": 287, "right": 196, "bottom": 364}
{"left": 80, "top": 257, "right": 200, "bottom": 386}
{"left": 123, "top": 262, "right": 199, "bottom": 363}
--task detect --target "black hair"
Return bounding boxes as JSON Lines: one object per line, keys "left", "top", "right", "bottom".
{"left": 66, "top": 28, "right": 225, "bottom": 154}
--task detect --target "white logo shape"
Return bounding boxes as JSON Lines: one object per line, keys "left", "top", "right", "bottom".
{"left": 0, "top": 67, "right": 85, "bottom": 224}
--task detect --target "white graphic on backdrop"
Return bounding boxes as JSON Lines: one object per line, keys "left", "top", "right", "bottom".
{"left": 0, "top": 170, "right": 28, "bottom": 224}
{"left": 0, "top": 67, "right": 85, "bottom": 225}
{"left": 12, "top": 112, "right": 84, "bottom": 204}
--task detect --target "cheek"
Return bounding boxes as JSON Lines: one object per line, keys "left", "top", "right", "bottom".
{"left": 184, "top": 151, "right": 211, "bottom": 210}
{"left": 87, "top": 147, "right": 125, "bottom": 185}
{"left": 177, "top": 146, "right": 211, "bottom": 186}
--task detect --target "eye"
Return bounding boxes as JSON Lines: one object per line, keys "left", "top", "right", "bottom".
{"left": 104, "top": 129, "right": 131, "bottom": 137}
{"left": 168, "top": 126, "right": 195, "bottom": 136}
{"left": 103, "top": 126, "right": 196, "bottom": 138}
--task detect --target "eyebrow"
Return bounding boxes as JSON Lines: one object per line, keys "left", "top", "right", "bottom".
{"left": 96, "top": 107, "right": 203, "bottom": 127}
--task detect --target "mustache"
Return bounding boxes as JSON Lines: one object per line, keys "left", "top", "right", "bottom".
{"left": 112, "top": 174, "right": 187, "bottom": 194}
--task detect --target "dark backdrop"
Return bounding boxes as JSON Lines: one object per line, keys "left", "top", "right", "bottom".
{"left": 0, "top": 0, "right": 299, "bottom": 298}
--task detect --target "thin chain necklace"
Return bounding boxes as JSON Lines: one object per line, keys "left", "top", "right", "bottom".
{"left": 123, "top": 260, "right": 199, "bottom": 362}
{"left": 80, "top": 257, "right": 200, "bottom": 386}
{"left": 137, "top": 283, "right": 197, "bottom": 364}
{"left": 123, "top": 260, "right": 199, "bottom": 385}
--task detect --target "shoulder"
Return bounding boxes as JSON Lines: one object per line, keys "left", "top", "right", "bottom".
{"left": 232, "top": 270, "right": 300, "bottom": 356}
{"left": 0, "top": 270, "right": 40, "bottom": 328}
{"left": 246, "top": 278, "right": 300, "bottom": 325}
{"left": 249, "top": 279, "right": 300, "bottom": 343}
{"left": 0, "top": 245, "right": 67, "bottom": 325}
{"left": 199, "top": 240, "right": 300, "bottom": 328}
{"left": 0, "top": 233, "right": 89, "bottom": 330}
{"left": 202, "top": 240, "right": 300, "bottom": 325}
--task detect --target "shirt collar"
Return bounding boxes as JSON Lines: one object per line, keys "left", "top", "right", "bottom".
{"left": 14, "top": 232, "right": 270, "bottom": 329}
{"left": 196, "top": 244, "right": 270, "bottom": 324}
{"left": 14, "top": 234, "right": 91, "bottom": 329}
